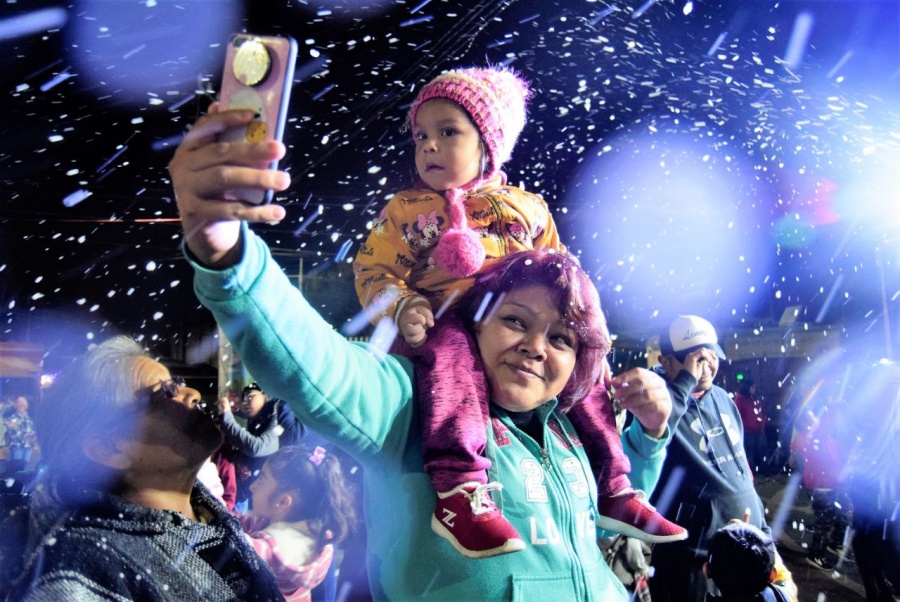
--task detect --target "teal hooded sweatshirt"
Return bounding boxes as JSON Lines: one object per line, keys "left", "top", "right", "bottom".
{"left": 190, "top": 228, "right": 669, "bottom": 601}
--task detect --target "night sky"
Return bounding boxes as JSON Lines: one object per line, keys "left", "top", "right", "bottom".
{"left": 1, "top": 0, "right": 898, "bottom": 373}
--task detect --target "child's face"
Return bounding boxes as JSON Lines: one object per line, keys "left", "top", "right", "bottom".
{"left": 249, "top": 462, "right": 280, "bottom": 521}
{"left": 413, "top": 98, "right": 484, "bottom": 191}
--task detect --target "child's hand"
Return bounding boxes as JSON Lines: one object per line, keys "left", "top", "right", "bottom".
{"left": 397, "top": 299, "right": 434, "bottom": 347}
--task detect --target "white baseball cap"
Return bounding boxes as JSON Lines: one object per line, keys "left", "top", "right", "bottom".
{"left": 659, "top": 315, "right": 726, "bottom": 360}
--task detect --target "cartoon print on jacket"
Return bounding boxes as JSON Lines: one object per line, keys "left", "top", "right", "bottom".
{"left": 373, "top": 284, "right": 403, "bottom": 317}
{"left": 507, "top": 222, "right": 529, "bottom": 245}
{"left": 410, "top": 211, "right": 444, "bottom": 248}
{"left": 400, "top": 223, "right": 415, "bottom": 246}
{"left": 370, "top": 214, "right": 387, "bottom": 237}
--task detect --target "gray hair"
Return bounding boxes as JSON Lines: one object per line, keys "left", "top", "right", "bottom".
{"left": 36, "top": 336, "right": 150, "bottom": 484}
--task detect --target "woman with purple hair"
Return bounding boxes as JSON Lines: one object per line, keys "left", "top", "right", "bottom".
{"left": 170, "top": 100, "right": 676, "bottom": 600}
{"left": 352, "top": 66, "right": 685, "bottom": 559}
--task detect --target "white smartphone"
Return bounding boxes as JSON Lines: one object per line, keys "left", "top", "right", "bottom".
{"left": 219, "top": 33, "right": 297, "bottom": 204}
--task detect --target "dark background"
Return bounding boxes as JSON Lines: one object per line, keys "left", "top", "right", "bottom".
{"left": 1, "top": 0, "right": 898, "bottom": 395}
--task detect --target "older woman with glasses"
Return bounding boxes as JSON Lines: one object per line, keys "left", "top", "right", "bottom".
{"left": 0, "top": 336, "right": 283, "bottom": 601}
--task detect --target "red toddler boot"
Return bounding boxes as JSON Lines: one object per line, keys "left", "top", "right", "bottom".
{"left": 597, "top": 489, "right": 688, "bottom": 543}
{"left": 431, "top": 482, "right": 526, "bottom": 559}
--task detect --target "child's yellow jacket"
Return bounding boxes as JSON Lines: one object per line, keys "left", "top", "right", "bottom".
{"left": 354, "top": 178, "right": 564, "bottom": 321}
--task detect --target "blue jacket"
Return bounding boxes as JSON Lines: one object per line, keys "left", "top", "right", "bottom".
{"left": 191, "top": 228, "right": 669, "bottom": 601}
{"left": 650, "top": 367, "right": 770, "bottom": 547}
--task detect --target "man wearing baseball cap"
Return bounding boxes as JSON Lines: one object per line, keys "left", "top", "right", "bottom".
{"left": 218, "top": 382, "right": 306, "bottom": 510}
{"left": 647, "top": 316, "right": 796, "bottom": 602}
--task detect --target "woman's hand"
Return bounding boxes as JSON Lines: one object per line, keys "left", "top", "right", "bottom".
{"left": 609, "top": 368, "right": 672, "bottom": 439}
{"left": 168, "top": 105, "right": 291, "bottom": 267}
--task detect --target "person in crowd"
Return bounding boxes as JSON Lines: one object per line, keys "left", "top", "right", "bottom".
{"left": 196, "top": 453, "right": 228, "bottom": 507}
{"left": 217, "top": 386, "right": 278, "bottom": 510}
{"left": 213, "top": 447, "right": 238, "bottom": 511}
{"left": 832, "top": 358, "right": 900, "bottom": 600}
{"left": 732, "top": 379, "right": 768, "bottom": 475}
{"left": 353, "top": 65, "right": 684, "bottom": 558}
{"left": 169, "top": 107, "right": 680, "bottom": 599}
{"left": 219, "top": 381, "right": 305, "bottom": 509}
{"left": 0, "top": 336, "right": 282, "bottom": 600}
{"left": 703, "top": 521, "right": 793, "bottom": 601}
{"left": 764, "top": 384, "right": 803, "bottom": 476}
{"left": 789, "top": 396, "right": 852, "bottom": 570}
{"left": 241, "top": 445, "right": 359, "bottom": 602}
{"left": 243, "top": 383, "right": 307, "bottom": 450}
{"left": 327, "top": 444, "right": 372, "bottom": 601}
{"left": 0, "top": 395, "right": 13, "bottom": 450}
{"left": 4, "top": 396, "right": 37, "bottom": 469}
{"left": 647, "top": 315, "right": 796, "bottom": 602}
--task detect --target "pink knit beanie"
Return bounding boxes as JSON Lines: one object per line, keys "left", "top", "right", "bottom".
{"left": 409, "top": 66, "right": 532, "bottom": 277}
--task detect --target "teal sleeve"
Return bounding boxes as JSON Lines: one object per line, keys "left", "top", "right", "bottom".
{"left": 189, "top": 226, "right": 416, "bottom": 461}
{"left": 596, "top": 423, "right": 669, "bottom": 538}
{"left": 620, "top": 421, "right": 670, "bottom": 495}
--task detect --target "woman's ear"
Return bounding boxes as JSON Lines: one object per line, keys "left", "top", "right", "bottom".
{"left": 83, "top": 435, "right": 132, "bottom": 471}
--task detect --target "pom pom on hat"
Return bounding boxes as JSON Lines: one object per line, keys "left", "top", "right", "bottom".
{"left": 409, "top": 66, "right": 531, "bottom": 277}
{"left": 432, "top": 188, "right": 486, "bottom": 278}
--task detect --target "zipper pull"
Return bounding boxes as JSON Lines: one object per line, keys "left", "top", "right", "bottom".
{"left": 540, "top": 446, "right": 551, "bottom": 470}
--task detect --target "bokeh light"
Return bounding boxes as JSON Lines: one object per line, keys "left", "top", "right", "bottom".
{"left": 64, "top": 0, "right": 242, "bottom": 107}
{"left": 565, "top": 127, "right": 772, "bottom": 330}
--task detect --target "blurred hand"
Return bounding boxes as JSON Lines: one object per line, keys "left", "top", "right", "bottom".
{"left": 397, "top": 299, "right": 434, "bottom": 347}
{"left": 168, "top": 104, "right": 290, "bottom": 267}
{"left": 680, "top": 347, "right": 716, "bottom": 381}
{"left": 608, "top": 368, "right": 672, "bottom": 439}
{"left": 727, "top": 509, "right": 752, "bottom": 526}
{"left": 217, "top": 396, "right": 233, "bottom": 415}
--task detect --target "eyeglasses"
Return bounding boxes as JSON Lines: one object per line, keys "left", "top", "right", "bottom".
{"left": 137, "top": 376, "right": 186, "bottom": 405}
{"left": 100, "top": 376, "right": 189, "bottom": 432}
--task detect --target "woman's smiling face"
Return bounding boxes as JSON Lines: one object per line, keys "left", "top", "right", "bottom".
{"left": 475, "top": 285, "right": 579, "bottom": 413}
